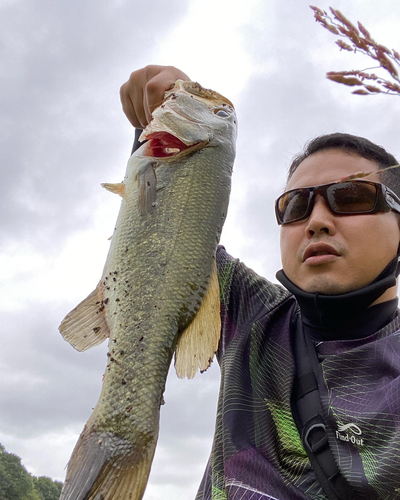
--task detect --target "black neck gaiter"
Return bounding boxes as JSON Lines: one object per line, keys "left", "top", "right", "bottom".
{"left": 276, "top": 255, "right": 400, "bottom": 336}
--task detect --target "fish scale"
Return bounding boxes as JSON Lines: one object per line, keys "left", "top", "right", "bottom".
{"left": 59, "top": 80, "right": 236, "bottom": 499}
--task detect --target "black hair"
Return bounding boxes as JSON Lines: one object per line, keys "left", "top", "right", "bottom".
{"left": 288, "top": 133, "right": 400, "bottom": 196}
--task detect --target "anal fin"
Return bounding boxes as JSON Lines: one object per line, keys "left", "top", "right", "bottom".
{"left": 59, "top": 283, "right": 110, "bottom": 351}
{"left": 174, "top": 259, "right": 221, "bottom": 379}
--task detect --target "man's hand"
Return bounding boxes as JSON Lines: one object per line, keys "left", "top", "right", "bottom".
{"left": 120, "top": 65, "right": 191, "bottom": 129}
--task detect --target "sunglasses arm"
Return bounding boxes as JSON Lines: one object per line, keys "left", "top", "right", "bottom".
{"left": 384, "top": 187, "right": 400, "bottom": 216}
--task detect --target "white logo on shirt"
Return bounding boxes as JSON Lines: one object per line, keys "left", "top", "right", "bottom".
{"left": 337, "top": 423, "right": 362, "bottom": 435}
{"left": 335, "top": 423, "right": 364, "bottom": 446}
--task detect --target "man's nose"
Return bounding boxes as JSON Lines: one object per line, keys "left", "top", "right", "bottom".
{"left": 305, "top": 195, "right": 336, "bottom": 237}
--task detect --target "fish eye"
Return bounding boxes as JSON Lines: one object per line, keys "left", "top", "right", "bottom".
{"left": 214, "top": 109, "right": 230, "bottom": 117}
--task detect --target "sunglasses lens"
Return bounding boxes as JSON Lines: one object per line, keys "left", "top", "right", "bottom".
{"left": 276, "top": 181, "right": 381, "bottom": 224}
{"left": 277, "top": 189, "right": 311, "bottom": 223}
{"left": 328, "top": 182, "right": 377, "bottom": 213}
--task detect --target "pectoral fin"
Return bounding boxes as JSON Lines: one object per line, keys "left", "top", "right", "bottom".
{"left": 174, "top": 259, "right": 221, "bottom": 379}
{"left": 59, "top": 284, "right": 110, "bottom": 351}
{"left": 135, "top": 163, "right": 157, "bottom": 215}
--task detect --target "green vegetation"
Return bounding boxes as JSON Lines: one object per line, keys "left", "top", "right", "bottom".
{"left": 0, "top": 443, "right": 62, "bottom": 500}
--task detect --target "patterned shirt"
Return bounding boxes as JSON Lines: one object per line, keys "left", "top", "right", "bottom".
{"left": 195, "top": 247, "right": 400, "bottom": 500}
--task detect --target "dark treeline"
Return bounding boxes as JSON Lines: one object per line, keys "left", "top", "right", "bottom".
{"left": 0, "top": 443, "right": 63, "bottom": 500}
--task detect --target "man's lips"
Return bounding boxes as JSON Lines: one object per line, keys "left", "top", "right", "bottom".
{"left": 302, "top": 243, "right": 341, "bottom": 262}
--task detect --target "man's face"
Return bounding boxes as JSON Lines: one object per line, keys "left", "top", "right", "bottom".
{"left": 280, "top": 149, "right": 400, "bottom": 295}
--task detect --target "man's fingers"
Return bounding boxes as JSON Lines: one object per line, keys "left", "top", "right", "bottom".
{"left": 120, "top": 83, "right": 144, "bottom": 129}
{"left": 143, "top": 88, "right": 153, "bottom": 125}
{"left": 145, "top": 67, "right": 190, "bottom": 119}
{"left": 120, "top": 65, "right": 191, "bottom": 129}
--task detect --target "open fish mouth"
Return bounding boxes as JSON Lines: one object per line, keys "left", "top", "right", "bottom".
{"left": 141, "top": 131, "right": 200, "bottom": 158}
{"left": 140, "top": 131, "right": 207, "bottom": 160}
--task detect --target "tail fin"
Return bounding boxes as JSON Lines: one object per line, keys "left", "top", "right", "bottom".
{"left": 60, "top": 427, "right": 157, "bottom": 500}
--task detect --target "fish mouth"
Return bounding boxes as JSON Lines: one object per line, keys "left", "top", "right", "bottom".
{"left": 140, "top": 131, "right": 204, "bottom": 159}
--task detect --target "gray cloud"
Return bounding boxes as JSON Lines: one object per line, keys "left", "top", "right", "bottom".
{"left": 0, "top": 306, "right": 105, "bottom": 435}
{"left": 0, "top": 0, "right": 190, "bottom": 248}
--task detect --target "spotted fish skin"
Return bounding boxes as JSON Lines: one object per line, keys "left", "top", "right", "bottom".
{"left": 59, "top": 80, "right": 237, "bottom": 499}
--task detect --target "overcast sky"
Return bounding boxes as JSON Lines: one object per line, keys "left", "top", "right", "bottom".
{"left": 1, "top": 0, "right": 400, "bottom": 498}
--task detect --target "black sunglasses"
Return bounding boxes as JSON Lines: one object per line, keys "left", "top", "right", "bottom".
{"left": 275, "top": 180, "right": 400, "bottom": 225}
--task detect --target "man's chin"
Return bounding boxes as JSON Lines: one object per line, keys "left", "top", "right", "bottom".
{"left": 300, "top": 276, "right": 357, "bottom": 295}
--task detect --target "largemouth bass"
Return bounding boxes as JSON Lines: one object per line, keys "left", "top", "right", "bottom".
{"left": 59, "top": 80, "right": 237, "bottom": 500}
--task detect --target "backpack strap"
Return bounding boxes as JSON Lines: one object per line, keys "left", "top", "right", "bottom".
{"left": 291, "top": 315, "right": 354, "bottom": 500}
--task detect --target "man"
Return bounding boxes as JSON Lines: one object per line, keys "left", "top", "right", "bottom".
{"left": 120, "top": 66, "right": 400, "bottom": 500}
